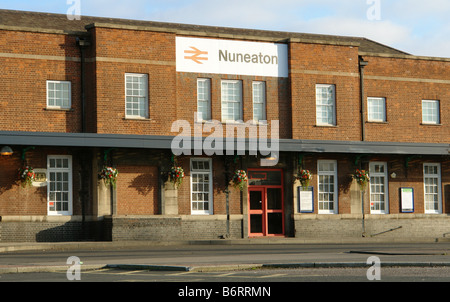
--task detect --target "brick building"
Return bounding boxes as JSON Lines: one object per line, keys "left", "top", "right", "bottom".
{"left": 0, "top": 10, "right": 449, "bottom": 242}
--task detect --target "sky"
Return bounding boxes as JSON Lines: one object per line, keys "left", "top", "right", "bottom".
{"left": 1, "top": 0, "right": 449, "bottom": 58}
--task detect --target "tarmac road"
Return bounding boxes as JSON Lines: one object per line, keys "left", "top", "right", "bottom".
{"left": 1, "top": 240, "right": 450, "bottom": 274}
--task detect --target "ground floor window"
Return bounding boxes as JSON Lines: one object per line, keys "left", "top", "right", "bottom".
{"left": 369, "top": 162, "right": 388, "bottom": 214}
{"left": 423, "top": 163, "right": 441, "bottom": 214}
{"left": 190, "top": 158, "right": 213, "bottom": 215}
{"left": 47, "top": 155, "right": 72, "bottom": 216}
{"left": 317, "top": 160, "right": 337, "bottom": 214}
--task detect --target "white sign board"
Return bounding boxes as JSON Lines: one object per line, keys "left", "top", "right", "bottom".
{"left": 400, "top": 188, "right": 414, "bottom": 213}
{"left": 298, "top": 186, "right": 314, "bottom": 213}
{"left": 176, "top": 36, "right": 288, "bottom": 77}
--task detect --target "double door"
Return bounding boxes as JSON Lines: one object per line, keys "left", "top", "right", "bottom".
{"left": 248, "top": 187, "right": 284, "bottom": 236}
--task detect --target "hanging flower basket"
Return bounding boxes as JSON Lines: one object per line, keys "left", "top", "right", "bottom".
{"left": 296, "top": 169, "right": 312, "bottom": 191}
{"left": 353, "top": 169, "right": 370, "bottom": 191}
{"left": 169, "top": 166, "right": 185, "bottom": 189}
{"left": 99, "top": 166, "right": 119, "bottom": 188}
{"left": 18, "top": 166, "right": 35, "bottom": 187}
{"left": 232, "top": 170, "right": 248, "bottom": 191}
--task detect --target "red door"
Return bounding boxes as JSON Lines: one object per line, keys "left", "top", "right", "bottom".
{"left": 248, "top": 169, "right": 284, "bottom": 237}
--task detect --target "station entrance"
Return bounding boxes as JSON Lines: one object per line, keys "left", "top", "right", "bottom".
{"left": 247, "top": 169, "right": 284, "bottom": 237}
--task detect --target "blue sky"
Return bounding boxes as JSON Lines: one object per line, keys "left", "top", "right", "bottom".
{"left": 1, "top": 0, "right": 449, "bottom": 58}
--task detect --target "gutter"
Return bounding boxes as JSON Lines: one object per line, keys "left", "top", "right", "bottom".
{"left": 76, "top": 37, "right": 91, "bottom": 133}
{"left": 359, "top": 56, "right": 369, "bottom": 141}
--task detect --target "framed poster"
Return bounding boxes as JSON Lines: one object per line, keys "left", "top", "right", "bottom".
{"left": 298, "top": 186, "right": 314, "bottom": 213}
{"left": 400, "top": 187, "right": 414, "bottom": 213}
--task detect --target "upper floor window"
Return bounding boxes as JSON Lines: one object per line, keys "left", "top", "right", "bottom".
{"left": 252, "top": 81, "right": 266, "bottom": 122}
{"left": 316, "top": 84, "right": 336, "bottom": 126}
{"left": 367, "top": 97, "right": 386, "bottom": 122}
{"left": 197, "top": 78, "right": 211, "bottom": 121}
{"left": 422, "top": 100, "right": 440, "bottom": 124}
{"left": 125, "top": 73, "right": 148, "bottom": 119}
{"left": 221, "top": 80, "right": 242, "bottom": 122}
{"left": 47, "top": 80, "right": 71, "bottom": 109}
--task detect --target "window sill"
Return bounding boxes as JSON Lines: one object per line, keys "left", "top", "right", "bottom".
{"left": 44, "top": 107, "right": 73, "bottom": 112}
{"left": 366, "top": 121, "right": 388, "bottom": 124}
{"left": 123, "top": 117, "right": 152, "bottom": 121}
{"left": 315, "top": 124, "right": 338, "bottom": 128}
{"left": 420, "top": 123, "right": 442, "bottom": 126}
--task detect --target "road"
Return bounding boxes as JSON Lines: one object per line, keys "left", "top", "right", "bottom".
{"left": 1, "top": 242, "right": 450, "bottom": 268}
{"left": 0, "top": 242, "right": 450, "bottom": 285}
{"left": 1, "top": 266, "right": 450, "bottom": 282}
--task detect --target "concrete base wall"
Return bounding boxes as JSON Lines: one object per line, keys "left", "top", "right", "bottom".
{"left": 294, "top": 214, "right": 450, "bottom": 239}
{"left": 0, "top": 216, "right": 106, "bottom": 242}
{"left": 106, "top": 215, "right": 244, "bottom": 241}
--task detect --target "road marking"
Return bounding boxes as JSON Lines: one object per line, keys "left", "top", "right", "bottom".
{"left": 168, "top": 271, "right": 193, "bottom": 276}
{"left": 257, "top": 273, "right": 287, "bottom": 278}
{"left": 216, "top": 272, "right": 236, "bottom": 277}
{"left": 117, "top": 270, "right": 147, "bottom": 275}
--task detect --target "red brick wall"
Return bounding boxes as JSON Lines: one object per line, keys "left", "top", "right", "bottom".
{"left": 2, "top": 26, "right": 448, "bottom": 145}
{"left": 88, "top": 27, "right": 177, "bottom": 135}
{"left": 116, "top": 165, "right": 159, "bottom": 215}
{"left": 0, "top": 30, "right": 82, "bottom": 133}
{"left": 175, "top": 155, "right": 242, "bottom": 215}
{"left": 363, "top": 55, "right": 450, "bottom": 143}
{"left": 290, "top": 42, "right": 362, "bottom": 141}
{"left": 0, "top": 147, "right": 82, "bottom": 216}
{"left": 176, "top": 73, "right": 291, "bottom": 139}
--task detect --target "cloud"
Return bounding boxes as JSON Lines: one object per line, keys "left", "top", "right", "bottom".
{"left": 290, "top": 16, "right": 412, "bottom": 49}
{"left": 0, "top": 0, "right": 448, "bottom": 57}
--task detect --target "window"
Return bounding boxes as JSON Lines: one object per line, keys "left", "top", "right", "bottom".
{"left": 252, "top": 81, "right": 266, "bottom": 122}
{"left": 316, "top": 84, "right": 336, "bottom": 126}
{"left": 367, "top": 97, "right": 386, "bottom": 122}
{"left": 197, "top": 78, "right": 211, "bottom": 121}
{"left": 369, "top": 162, "right": 388, "bottom": 214}
{"left": 125, "top": 73, "right": 148, "bottom": 119}
{"left": 422, "top": 100, "right": 440, "bottom": 124}
{"left": 47, "top": 80, "right": 71, "bottom": 109}
{"left": 47, "top": 155, "right": 72, "bottom": 216}
{"left": 190, "top": 158, "right": 213, "bottom": 215}
{"left": 423, "top": 163, "right": 441, "bottom": 214}
{"left": 221, "top": 80, "right": 242, "bottom": 122}
{"left": 317, "top": 160, "right": 337, "bottom": 214}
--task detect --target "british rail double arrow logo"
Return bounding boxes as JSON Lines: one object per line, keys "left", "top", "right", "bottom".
{"left": 184, "top": 46, "right": 208, "bottom": 64}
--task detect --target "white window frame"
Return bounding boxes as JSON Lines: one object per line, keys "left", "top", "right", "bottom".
{"left": 369, "top": 162, "right": 389, "bottom": 214}
{"left": 125, "top": 73, "right": 149, "bottom": 119}
{"left": 367, "top": 97, "right": 386, "bottom": 122}
{"left": 197, "top": 78, "right": 211, "bottom": 121}
{"left": 422, "top": 100, "right": 440, "bottom": 125}
{"left": 190, "top": 158, "right": 213, "bottom": 215}
{"left": 423, "top": 163, "right": 442, "bottom": 214}
{"left": 46, "top": 80, "right": 71, "bottom": 109}
{"left": 317, "top": 160, "right": 338, "bottom": 214}
{"left": 47, "top": 155, "right": 73, "bottom": 216}
{"left": 252, "top": 81, "right": 266, "bottom": 122}
{"left": 316, "top": 84, "right": 336, "bottom": 126}
{"left": 221, "top": 80, "right": 242, "bottom": 122}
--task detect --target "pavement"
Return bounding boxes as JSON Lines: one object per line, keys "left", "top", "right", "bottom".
{"left": 1, "top": 237, "right": 450, "bottom": 274}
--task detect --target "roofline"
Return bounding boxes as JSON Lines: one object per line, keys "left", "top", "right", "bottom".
{"left": 0, "top": 131, "right": 448, "bottom": 156}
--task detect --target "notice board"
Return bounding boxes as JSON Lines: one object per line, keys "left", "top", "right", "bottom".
{"left": 298, "top": 186, "right": 314, "bottom": 213}
{"left": 400, "top": 187, "right": 414, "bottom": 213}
